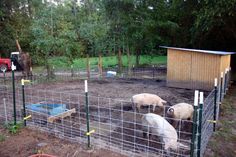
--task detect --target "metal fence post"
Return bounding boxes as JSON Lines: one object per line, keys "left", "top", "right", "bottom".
{"left": 21, "top": 79, "right": 30, "bottom": 126}
{"left": 71, "top": 65, "right": 74, "bottom": 77}
{"left": 3, "top": 69, "right": 6, "bottom": 84}
{"left": 85, "top": 80, "right": 91, "bottom": 148}
{"left": 11, "top": 61, "right": 17, "bottom": 125}
{"left": 219, "top": 72, "right": 223, "bottom": 103}
{"left": 152, "top": 65, "right": 155, "bottom": 79}
{"left": 213, "top": 78, "right": 218, "bottom": 132}
{"left": 228, "top": 67, "right": 231, "bottom": 87}
{"left": 22, "top": 79, "right": 26, "bottom": 126}
{"left": 197, "top": 92, "right": 204, "bottom": 157}
{"left": 191, "top": 90, "right": 199, "bottom": 157}
{"left": 224, "top": 69, "right": 228, "bottom": 95}
{"left": 3, "top": 98, "right": 8, "bottom": 124}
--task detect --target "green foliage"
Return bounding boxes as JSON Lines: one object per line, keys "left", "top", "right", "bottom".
{"left": 1, "top": 0, "right": 236, "bottom": 62}
{"left": 0, "top": 134, "right": 5, "bottom": 142}
{"left": 48, "top": 55, "right": 167, "bottom": 69}
{"left": 192, "top": 0, "right": 236, "bottom": 50}
{"left": 4, "top": 121, "right": 23, "bottom": 134}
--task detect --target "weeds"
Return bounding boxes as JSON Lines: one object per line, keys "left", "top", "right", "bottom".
{"left": 0, "top": 134, "right": 5, "bottom": 142}
{"left": 4, "top": 121, "right": 23, "bottom": 134}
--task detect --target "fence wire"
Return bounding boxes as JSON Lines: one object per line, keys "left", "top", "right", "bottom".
{"left": 200, "top": 89, "right": 215, "bottom": 157}
{"left": 0, "top": 69, "right": 231, "bottom": 157}
{"left": 0, "top": 85, "right": 192, "bottom": 157}
{"left": 0, "top": 65, "right": 166, "bottom": 87}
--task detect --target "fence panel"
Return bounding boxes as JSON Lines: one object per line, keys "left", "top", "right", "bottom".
{"left": 0, "top": 85, "right": 193, "bottom": 157}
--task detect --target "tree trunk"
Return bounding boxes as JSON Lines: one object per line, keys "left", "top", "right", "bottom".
{"left": 86, "top": 54, "right": 90, "bottom": 79}
{"left": 118, "top": 48, "right": 123, "bottom": 73}
{"left": 135, "top": 48, "right": 141, "bottom": 66}
{"left": 127, "top": 45, "right": 131, "bottom": 76}
{"left": 98, "top": 53, "right": 102, "bottom": 77}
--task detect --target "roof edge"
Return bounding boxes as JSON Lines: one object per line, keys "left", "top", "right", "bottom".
{"left": 160, "top": 46, "right": 236, "bottom": 55}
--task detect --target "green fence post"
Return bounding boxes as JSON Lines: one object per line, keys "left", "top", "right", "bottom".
{"left": 213, "top": 78, "right": 218, "bottom": 132}
{"left": 11, "top": 61, "right": 17, "bottom": 125}
{"left": 191, "top": 90, "right": 199, "bottom": 157}
{"left": 21, "top": 79, "right": 26, "bottom": 126}
{"left": 197, "top": 92, "right": 204, "bottom": 157}
{"left": 21, "top": 79, "right": 30, "bottom": 126}
{"left": 152, "top": 65, "right": 155, "bottom": 79}
{"left": 219, "top": 72, "right": 223, "bottom": 103}
{"left": 228, "top": 67, "right": 231, "bottom": 87}
{"left": 224, "top": 69, "right": 227, "bottom": 95}
{"left": 85, "top": 80, "right": 91, "bottom": 148}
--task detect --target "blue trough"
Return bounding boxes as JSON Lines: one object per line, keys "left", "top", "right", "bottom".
{"left": 26, "top": 103, "right": 67, "bottom": 116}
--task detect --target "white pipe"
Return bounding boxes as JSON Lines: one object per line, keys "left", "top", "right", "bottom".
{"left": 200, "top": 92, "right": 204, "bottom": 104}
{"left": 85, "top": 80, "right": 88, "bottom": 93}
{"left": 214, "top": 78, "right": 217, "bottom": 87}
{"left": 194, "top": 90, "right": 199, "bottom": 106}
{"left": 221, "top": 72, "right": 223, "bottom": 78}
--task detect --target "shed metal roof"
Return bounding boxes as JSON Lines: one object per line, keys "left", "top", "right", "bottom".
{"left": 160, "top": 46, "right": 236, "bottom": 55}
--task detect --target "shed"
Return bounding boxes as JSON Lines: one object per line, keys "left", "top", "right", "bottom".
{"left": 161, "top": 46, "right": 235, "bottom": 91}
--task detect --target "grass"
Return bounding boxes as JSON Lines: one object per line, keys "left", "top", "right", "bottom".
{"left": 205, "top": 84, "right": 236, "bottom": 157}
{"left": 4, "top": 121, "right": 23, "bottom": 134}
{"left": 0, "top": 134, "right": 5, "bottom": 142}
{"left": 47, "top": 55, "right": 167, "bottom": 69}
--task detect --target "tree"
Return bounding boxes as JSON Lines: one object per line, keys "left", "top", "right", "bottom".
{"left": 192, "top": 0, "right": 236, "bottom": 51}
{"left": 30, "top": 1, "right": 82, "bottom": 77}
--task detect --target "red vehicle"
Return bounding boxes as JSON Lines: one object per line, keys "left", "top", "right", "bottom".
{"left": 0, "top": 57, "right": 11, "bottom": 72}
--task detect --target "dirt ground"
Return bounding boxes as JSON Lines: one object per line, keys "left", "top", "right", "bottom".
{"left": 0, "top": 70, "right": 207, "bottom": 157}
{"left": 0, "top": 126, "right": 126, "bottom": 157}
{"left": 32, "top": 78, "right": 195, "bottom": 105}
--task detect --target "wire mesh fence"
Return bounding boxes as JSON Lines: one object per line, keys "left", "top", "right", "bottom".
{"left": 0, "top": 85, "right": 193, "bottom": 157}
{"left": 0, "top": 65, "right": 166, "bottom": 87}
{"left": 0, "top": 67, "right": 232, "bottom": 157}
{"left": 200, "top": 89, "right": 215, "bottom": 157}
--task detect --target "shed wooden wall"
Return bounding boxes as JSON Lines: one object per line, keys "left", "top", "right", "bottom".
{"left": 167, "top": 49, "right": 227, "bottom": 91}
{"left": 220, "top": 55, "right": 231, "bottom": 74}
{"left": 167, "top": 50, "right": 192, "bottom": 89}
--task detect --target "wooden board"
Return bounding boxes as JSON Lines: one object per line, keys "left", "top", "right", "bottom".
{"left": 48, "top": 108, "right": 76, "bottom": 123}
